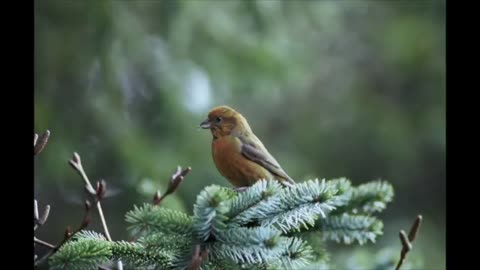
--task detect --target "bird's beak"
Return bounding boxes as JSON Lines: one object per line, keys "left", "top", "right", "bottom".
{"left": 200, "top": 119, "right": 212, "bottom": 129}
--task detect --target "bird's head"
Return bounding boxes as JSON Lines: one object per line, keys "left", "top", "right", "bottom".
{"left": 200, "top": 105, "right": 251, "bottom": 138}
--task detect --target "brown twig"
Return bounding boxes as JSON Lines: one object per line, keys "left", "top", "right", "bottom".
{"left": 187, "top": 245, "right": 203, "bottom": 270}
{"left": 34, "top": 130, "right": 52, "bottom": 266}
{"left": 395, "top": 215, "right": 423, "bottom": 270}
{"left": 34, "top": 200, "right": 51, "bottom": 231}
{"left": 34, "top": 130, "right": 50, "bottom": 156}
{"left": 34, "top": 133, "right": 121, "bottom": 269}
{"left": 187, "top": 245, "right": 208, "bottom": 270}
{"left": 68, "top": 152, "right": 123, "bottom": 269}
{"left": 34, "top": 199, "right": 52, "bottom": 262}
{"left": 153, "top": 166, "right": 191, "bottom": 205}
{"left": 130, "top": 166, "right": 191, "bottom": 242}
{"left": 34, "top": 237, "right": 56, "bottom": 249}
{"left": 69, "top": 152, "right": 112, "bottom": 241}
{"left": 33, "top": 133, "right": 104, "bottom": 268}
{"left": 33, "top": 200, "right": 50, "bottom": 231}
{"left": 34, "top": 200, "right": 96, "bottom": 267}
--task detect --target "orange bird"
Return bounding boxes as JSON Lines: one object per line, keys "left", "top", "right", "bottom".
{"left": 200, "top": 105, "right": 295, "bottom": 190}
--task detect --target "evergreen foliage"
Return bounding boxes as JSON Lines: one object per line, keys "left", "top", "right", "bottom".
{"left": 49, "top": 178, "right": 394, "bottom": 269}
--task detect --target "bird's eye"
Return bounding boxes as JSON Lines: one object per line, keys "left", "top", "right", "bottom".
{"left": 216, "top": 117, "right": 222, "bottom": 122}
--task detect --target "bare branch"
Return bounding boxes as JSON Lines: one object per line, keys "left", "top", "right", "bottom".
{"left": 39, "top": 205, "right": 51, "bottom": 225}
{"left": 80, "top": 200, "right": 93, "bottom": 229}
{"left": 68, "top": 152, "right": 96, "bottom": 195}
{"left": 153, "top": 190, "right": 162, "bottom": 204}
{"left": 34, "top": 200, "right": 39, "bottom": 221}
{"left": 399, "top": 230, "right": 411, "bottom": 251}
{"left": 67, "top": 152, "right": 123, "bottom": 268}
{"left": 34, "top": 237, "right": 56, "bottom": 249}
{"left": 34, "top": 147, "right": 116, "bottom": 268}
{"left": 34, "top": 133, "right": 39, "bottom": 147}
{"left": 68, "top": 152, "right": 112, "bottom": 241}
{"left": 34, "top": 200, "right": 50, "bottom": 230}
{"left": 153, "top": 166, "right": 191, "bottom": 205}
{"left": 408, "top": 215, "right": 422, "bottom": 242}
{"left": 96, "top": 180, "right": 107, "bottom": 200}
{"left": 395, "top": 215, "right": 423, "bottom": 270}
{"left": 125, "top": 166, "right": 192, "bottom": 242}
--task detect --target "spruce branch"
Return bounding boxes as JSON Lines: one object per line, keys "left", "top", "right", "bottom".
{"left": 228, "top": 180, "right": 283, "bottom": 222}
{"left": 209, "top": 227, "right": 285, "bottom": 265}
{"left": 395, "top": 215, "right": 422, "bottom": 270}
{"left": 295, "top": 231, "right": 329, "bottom": 266}
{"left": 315, "top": 213, "right": 383, "bottom": 245}
{"left": 333, "top": 180, "right": 394, "bottom": 215}
{"left": 45, "top": 176, "right": 396, "bottom": 269}
{"left": 51, "top": 230, "right": 190, "bottom": 269}
{"left": 277, "top": 238, "right": 315, "bottom": 269}
{"left": 35, "top": 130, "right": 396, "bottom": 270}
{"left": 126, "top": 203, "right": 193, "bottom": 237}
{"left": 49, "top": 238, "right": 112, "bottom": 270}
{"left": 173, "top": 243, "right": 209, "bottom": 270}
{"left": 229, "top": 179, "right": 349, "bottom": 233}
{"left": 260, "top": 179, "right": 349, "bottom": 233}
{"left": 193, "top": 185, "right": 236, "bottom": 241}
{"left": 138, "top": 232, "right": 191, "bottom": 257}
{"left": 111, "top": 240, "right": 177, "bottom": 268}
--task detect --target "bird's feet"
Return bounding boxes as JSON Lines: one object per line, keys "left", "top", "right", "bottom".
{"left": 233, "top": 186, "right": 249, "bottom": 192}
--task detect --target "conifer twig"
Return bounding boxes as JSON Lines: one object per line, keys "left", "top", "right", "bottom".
{"left": 395, "top": 215, "right": 422, "bottom": 270}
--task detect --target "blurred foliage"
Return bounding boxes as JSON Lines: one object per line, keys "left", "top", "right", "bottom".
{"left": 34, "top": 0, "right": 445, "bottom": 269}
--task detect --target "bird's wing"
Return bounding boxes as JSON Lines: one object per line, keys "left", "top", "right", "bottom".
{"left": 237, "top": 134, "right": 295, "bottom": 186}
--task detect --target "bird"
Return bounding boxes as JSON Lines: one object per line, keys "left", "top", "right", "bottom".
{"left": 200, "top": 105, "right": 295, "bottom": 190}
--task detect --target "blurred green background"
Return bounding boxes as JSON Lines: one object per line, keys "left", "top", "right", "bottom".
{"left": 34, "top": 0, "right": 445, "bottom": 269}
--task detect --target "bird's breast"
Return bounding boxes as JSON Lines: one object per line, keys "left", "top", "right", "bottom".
{"left": 212, "top": 136, "right": 270, "bottom": 187}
